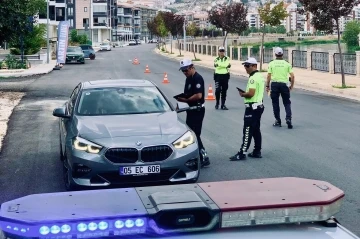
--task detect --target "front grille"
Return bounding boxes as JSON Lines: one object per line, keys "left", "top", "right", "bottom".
{"left": 141, "top": 146, "right": 173, "bottom": 162}
{"left": 105, "top": 148, "right": 138, "bottom": 164}
{"left": 95, "top": 169, "right": 178, "bottom": 185}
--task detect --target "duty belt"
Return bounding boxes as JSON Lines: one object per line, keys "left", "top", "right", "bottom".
{"left": 245, "top": 102, "right": 263, "bottom": 108}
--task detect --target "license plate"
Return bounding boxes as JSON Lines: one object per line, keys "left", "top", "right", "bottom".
{"left": 71, "top": 60, "right": 77, "bottom": 63}
{"left": 120, "top": 165, "right": 160, "bottom": 175}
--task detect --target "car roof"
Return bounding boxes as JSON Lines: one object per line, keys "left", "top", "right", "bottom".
{"left": 82, "top": 79, "right": 156, "bottom": 89}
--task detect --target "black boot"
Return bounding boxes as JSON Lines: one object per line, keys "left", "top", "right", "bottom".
{"left": 273, "top": 120, "right": 281, "bottom": 127}
{"left": 248, "top": 151, "right": 262, "bottom": 158}
{"left": 200, "top": 149, "right": 210, "bottom": 167}
{"left": 229, "top": 151, "right": 246, "bottom": 161}
{"left": 286, "top": 119, "right": 293, "bottom": 129}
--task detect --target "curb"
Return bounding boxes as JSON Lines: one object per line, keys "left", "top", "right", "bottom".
{"left": 0, "top": 65, "right": 55, "bottom": 79}
{"left": 155, "top": 49, "right": 360, "bottom": 102}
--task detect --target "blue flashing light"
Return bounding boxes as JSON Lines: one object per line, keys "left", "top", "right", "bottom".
{"left": 1, "top": 217, "right": 148, "bottom": 238}
{"left": 77, "top": 223, "right": 87, "bottom": 232}
{"left": 88, "top": 222, "right": 97, "bottom": 231}
{"left": 98, "top": 221, "right": 108, "bottom": 230}
{"left": 135, "top": 219, "right": 145, "bottom": 227}
{"left": 114, "top": 220, "right": 124, "bottom": 229}
{"left": 125, "top": 219, "right": 135, "bottom": 228}
{"left": 61, "top": 224, "right": 71, "bottom": 233}
{"left": 50, "top": 225, "right": 61, "bottom": 234}
{"left": 39, "top": 226, "right": 50, "bottom": 235}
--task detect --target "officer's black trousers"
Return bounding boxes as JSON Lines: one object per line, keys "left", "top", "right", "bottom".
{"left": 270, "top": 82, "right": 292, "bottom": 121}
{"left": 186, "top": 108, "right": 205, "bottom": 151}
{"left": 214, "top": 73, "right": 230, "bottom": 105}
{"left": 240, "top": 105, "right": 264, "bottom": 153}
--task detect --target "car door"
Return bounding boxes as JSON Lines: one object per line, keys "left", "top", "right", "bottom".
{"left": 60, "top": 84, "right": 81, "bottom": 153}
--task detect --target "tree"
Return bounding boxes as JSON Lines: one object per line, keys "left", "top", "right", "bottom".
{"left": 186, "top": 22, "right": 200, "bottom": 60}
{"left": 343, "top": 20, "right": 360, "bottom": 50}
{"left": 0, "top": 0, "right": 46, "bottom": 44}
{"left": 298, "top": 0, "right": 359, "bottom": 87}
{"left": 276, "top": 25, "right": 287, "bottom": 34}
{"left": 258, "top": 2, "right": 288, "bottom": 70}
{"left": 208, "top": 2, "right": 249, "bottom": 46}
{"left": 154, "top": 13, "right": 169, "bottom": 51}
{"left": 9, "top": 24, "right": 46, "bottom": 55}
{"left": 161, "top": 13, "right": 184, "bottom": 56}
{"left": 147, "top": 19, "right": 159, "bottom": 39}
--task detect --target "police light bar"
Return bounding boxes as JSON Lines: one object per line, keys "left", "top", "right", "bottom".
{"left": 0, "top": 177, "right": 344, "bottom": 239}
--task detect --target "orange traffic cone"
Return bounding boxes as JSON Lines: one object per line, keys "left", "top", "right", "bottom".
{"left": 162, "top": 72, "right": 169, "bottom": 83}
{"left": 144, "top": 65, "right": 151, "bottom": 73}
{"left": 132, "top": 58, "right": 140, "bottom": 65}
{"left": 205, "top": 84, "right": 215, "bottom": 100}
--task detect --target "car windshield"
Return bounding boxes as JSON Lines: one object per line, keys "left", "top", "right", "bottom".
{"left": 77, "top": 86, "right": 172, "bottom": 116}
{"left": 67, "top": 47, "right": 81, "bottom": 53}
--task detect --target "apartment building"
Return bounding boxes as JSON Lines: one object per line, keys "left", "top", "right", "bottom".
{"left": 246, "top": 10, "right": 260, "bottom": 28}
{"left": 38, "top": 0, "right": 67, "bottom": 40}
{"left": 193, "top": 12, "right": 210, "bottom": 29}
{"left": 116, "top": 2, "right": 158, "bottom": 41}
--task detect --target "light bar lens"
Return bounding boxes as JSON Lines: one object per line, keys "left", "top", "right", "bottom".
{"left": 1, "top": 217, "right": 147, "bottom": 238}
{"left": 221, "top": 198, "right": 343, "bottom": 228}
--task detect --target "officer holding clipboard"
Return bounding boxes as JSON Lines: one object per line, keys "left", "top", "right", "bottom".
{"left": 230, "top": 57, "right": 265, "bottom": 161}
{"left": 174, "top": 59, "right": 210, "bottom": 167}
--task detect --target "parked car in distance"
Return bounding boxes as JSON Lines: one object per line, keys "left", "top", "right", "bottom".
{"left": 66, "top": 46, "right": 85, "bottom": 64}
{"left": 128, "top": 40, "right": 137, "bottom": 46}
{"left": 79, "top": 44, "right": 95, "bottom": 60}
{"left": 100, "top": 42, "right": 111, "bottom": 51}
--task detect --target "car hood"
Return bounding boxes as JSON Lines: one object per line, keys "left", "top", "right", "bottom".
{"left": 75, "top": 111, "right": 188, "bottom": 140}
{"left": 67, "top": 53, "right": 82, "bottom": 56}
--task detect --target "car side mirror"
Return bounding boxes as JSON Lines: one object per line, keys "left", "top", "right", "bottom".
{"left": 53, "top": 107, "right": 70, "bottom": 118}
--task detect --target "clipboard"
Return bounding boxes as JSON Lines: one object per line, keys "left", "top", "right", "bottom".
{"left": 236, "top": 87, "right": 245, "bottom": 93}
{"left": 173, "top": 93, "right": 189, "bottom": 99}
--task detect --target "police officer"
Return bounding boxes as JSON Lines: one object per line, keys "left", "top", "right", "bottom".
{"left": 230, "top": 57, "right": 265, "bottom": 161}
{"left": 214, "top": 46, "right": 231, "bottom": 110}
{"left": 266, "top": 47, "right": 295, "bottom": 129}
{"left": 176, "top": 59, "right": 210, "bottom": 167}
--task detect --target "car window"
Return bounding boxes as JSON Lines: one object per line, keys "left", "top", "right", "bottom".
{"left": 76, "top": 86, "right": 171, "bottom": 116}
{"left": 67, "top": 47, "right": 82, "bottom": 53}
{"left": 68, "top": 84, "right": 81, "bottom": 114}
{"left": 80, "top": 45, "right": 89, "bottom": 50}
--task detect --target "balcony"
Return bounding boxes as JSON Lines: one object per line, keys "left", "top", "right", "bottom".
{"left": 93, "top": 22, "right": 107, "bottom": 26}
{"left": 93, "top": 12, "right": 107, "bottom": 16}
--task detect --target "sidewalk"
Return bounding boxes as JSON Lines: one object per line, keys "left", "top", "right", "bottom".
{"left": 0, "top": 60, "right": 57, "bottom": 78}
{"left": 156, "top": 47, "right": 360, "bottom": 102}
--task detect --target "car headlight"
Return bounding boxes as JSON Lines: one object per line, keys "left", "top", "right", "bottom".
{"left": 172, "top": 131, "right": 195, "bottom": 149}
{"left": 73, "top": 136, "right": 102, "bottom": 154}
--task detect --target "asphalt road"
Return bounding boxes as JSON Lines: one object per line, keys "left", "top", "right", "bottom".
{"left": 0, "top": 44, "right": 360, "bottom": 235}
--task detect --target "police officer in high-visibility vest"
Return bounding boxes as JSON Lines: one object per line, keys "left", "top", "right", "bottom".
{"left": 230, "top": 57, "right": 265, "bottom": 161}
{"left": 266, "top": 47, "right": 295, "bottom": 129}
{"left": 214, "top": 46, "right": 231, "bottom": 110}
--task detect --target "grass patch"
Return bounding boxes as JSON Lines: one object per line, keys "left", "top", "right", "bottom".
{"left": 193, "top": 58, "right": 201, "bottom": 61}
{"left": 332, "top": 85, "right": 356, "bottom": 89}
{"left": 177, "top": 55, "right": 184, "bottom": 57}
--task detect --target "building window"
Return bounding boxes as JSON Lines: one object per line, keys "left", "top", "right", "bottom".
{"left": 84, "top": 7, "right": 87, "bottom": 12}
{"left": 68, "top": 7, "right": 73, "bottom": 16}
{"left": 83, "top": 18, "right": 89, "bottom": 27}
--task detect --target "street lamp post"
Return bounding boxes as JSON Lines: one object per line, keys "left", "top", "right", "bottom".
{"left": 182, "top": 0, "right": 198, "bottom": 52}
{"left": 109, "top": 5, "right": 112, "bottom": 41}
{"left": 46, "top": 0, "right": 49, "bottom": 64}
